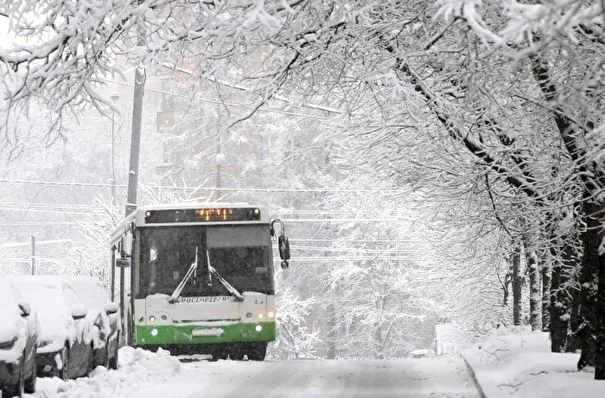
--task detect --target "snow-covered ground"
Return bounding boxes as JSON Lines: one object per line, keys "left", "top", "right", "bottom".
{"left": 459, "top": 326, "right": 603, "bottom": 398}
{"left": 30, "top": 347, "right": 181, "bottom": 398}
{"left": 27, "top": 348, "right": 480, "bottom": 398}
{"left": 21, "top": 328, "right": 604, "bottom": 397}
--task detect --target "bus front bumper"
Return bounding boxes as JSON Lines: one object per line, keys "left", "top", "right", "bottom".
{"left": 134, "top": 321, "right": 276, "bottom": 346}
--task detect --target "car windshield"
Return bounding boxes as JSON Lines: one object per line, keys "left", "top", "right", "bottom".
{"left": 135, "top": 225, "right": 274, "bottom": 299}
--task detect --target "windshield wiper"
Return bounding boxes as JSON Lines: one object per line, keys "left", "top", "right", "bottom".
{"left": 206, "top": 249, "right": 244, "bottom": 301}
{"left": 169, "top": 246, "right": 199, "bottom": 303}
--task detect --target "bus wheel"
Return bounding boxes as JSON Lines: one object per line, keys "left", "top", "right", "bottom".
{"left": 247, "top": 343, "right": 267, "bottom": 361}
{"left": 230, "top": 350, "right": 244, "bottom": 361}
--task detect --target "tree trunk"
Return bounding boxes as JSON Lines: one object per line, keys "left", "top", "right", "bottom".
{"left": 512, "top": 244, "right": 523, "bottom": 326}
{"left": 529, "top": 51, "right": 605, "bottom": 379}
{"left": 542, "top": 260, "right": 552, "bottom": 331}
{"left": 549, "top": 257, "right": 568, "bottom": 352}
{"left": 567, "top": 282, "right": 582, "bottom": 353}
{"left": 576, "top": 200, "right": 601, "bottom": 370}
{"left": 549, "top": 241, "right": 579, "bottom": 352}
{"left": 597, "top": 246, "right": 605, "bottom": 379}
{"left": 326, "top": 288, "right": 338, "bottom": 359}
{"left": 526, "top": 246, "right": 542, "bottom": 331}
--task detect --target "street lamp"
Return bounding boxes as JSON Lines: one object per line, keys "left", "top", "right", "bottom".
{"left": 110, "top": 92, "right": 120, "bottom": 206}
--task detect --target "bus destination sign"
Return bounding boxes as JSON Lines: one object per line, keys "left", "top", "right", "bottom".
{"left": 144, "top": 207, "right": 261, "bottom": 224}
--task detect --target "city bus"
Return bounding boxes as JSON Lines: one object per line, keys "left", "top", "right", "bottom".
{"left": 109, "top": 203, "right": 290, "bottom": 361}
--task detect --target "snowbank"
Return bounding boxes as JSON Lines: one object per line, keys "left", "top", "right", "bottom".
{"left": 34, "top": 347, "right": 181, "bottom": 398}
{"left": 459, "top": 326, "right": 603, "bottom": 398}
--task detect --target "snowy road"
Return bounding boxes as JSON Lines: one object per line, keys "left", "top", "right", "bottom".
{"left": 145, "top": 357, "right": 481, "bottom": 398}
{"left": 31, "top": 348, "right": 481, "bottom": 398}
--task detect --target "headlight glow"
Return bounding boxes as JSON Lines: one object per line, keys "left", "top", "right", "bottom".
{"left": 258, "top": 313, "right": 264, "bottom": 319}
{"left": 151, "top": 328, "right": 158, "bottom": 336}
{"left": 267, "top": 311, "right": 275, "bottom": 319}
{"left": 255, "top": 325, "right": 263, "bottom": 332}
{"left": 149, "top": 315, "right": 156, "bottom": 322}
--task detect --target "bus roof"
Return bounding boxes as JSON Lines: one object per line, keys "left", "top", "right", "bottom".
{"left": 109, "top": 202, "right": 270, "bottom": 246}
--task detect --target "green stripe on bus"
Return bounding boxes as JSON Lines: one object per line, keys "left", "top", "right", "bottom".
{"left": 134, "top": 322, "right": 276, "bottom": 346}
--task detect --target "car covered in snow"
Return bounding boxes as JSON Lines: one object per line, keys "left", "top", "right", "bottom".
{"left": 408, "top": 349, "right": 435, "bottom": 359}
{"left": 10, "top": 275, "right": 95, "bottom": 380}
{"left": 0, "top": 279, "right": 37, "bottom": 397}
{"left": 61, "top": 276, "right": 120, "bottom": 369}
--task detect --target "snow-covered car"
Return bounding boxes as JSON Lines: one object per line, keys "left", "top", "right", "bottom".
{"left": 0, "top": 279, "right": 37, "bottom": 397}
{"left": 62, "top": 276, "right": 120, "bottom": 369}
{"left": 409, "top": 349, "right": 435, "bottom": 359}
{"left": 10, "top": 276, "right": 94, "bottom": 380}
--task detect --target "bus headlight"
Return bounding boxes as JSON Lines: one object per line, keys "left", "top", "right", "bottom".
{"left": 267, "top": 311, "right": 275, "bottom": 319}
{"left": 137, "top": 316, "right": 144, "bottom": 323}
{"left": 258, "top": 313, "right": 264, "bottom": 319}
{"left": 151, "top": 328, "right": 158, "bottom": 336}
{"left": 255, "top": 325, "right": 263, "bottom": 332}
{"left": 149, "top": 315, "right": 156, "bottom": 322}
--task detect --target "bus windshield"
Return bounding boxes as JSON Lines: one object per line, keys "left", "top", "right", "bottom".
{"left": 135, "top": 225, "right": 274, "bottom": 299}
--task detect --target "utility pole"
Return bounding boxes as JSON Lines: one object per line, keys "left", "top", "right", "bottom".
{"left": 121, "top": 13, "right": 146, "bottom": 345}
{"left": 216, "top": 125, "right": 222, "bottom": 190}
{"left": 125, "top": 0, "right": 147, "bottom": 216}
{"left": 30, "top": 235, "right": 36, "bottom": 275}
{"left": 125, "top": 64, "right": 146, "bottom": 216}
{"left": 111, "top": 92, "right": 119, "bottom": 206}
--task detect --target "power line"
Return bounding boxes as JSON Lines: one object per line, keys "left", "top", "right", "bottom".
{"left": 273, "top": 256, "right": 416, "bottom": 261}
{"left": 282, "top": 218, "right": 415, "bottom": 222}
{"left": 159, "top": 62, "right": 344, "bottom": 116}
{"left": 286, "top": 246, "right": 426, "bottom": 254}
{"left": 1, "top": 202, "right": 95, "bottom": 209}
{"left": 0, "top": 179, "right": 127, "bottom": 188}
{"left": 274, "top": 211, "right": 421, "bottom": 215}
{"left": 104, "top": 78, "right": 335, "bottom": 122}
{"left": 0, "top": 179, "right": 408, "bottom": 193}
{"left": 0, "top": 239, "right": 79, "bottom": 248}
{"left": 289, "top": 239, "right": 433, "bottom": 243}
{"left": 0, "top": 206, "right": 104, "bottom": 215}
{"left": 1, "top": 222, "right": 79, "bottom": 226}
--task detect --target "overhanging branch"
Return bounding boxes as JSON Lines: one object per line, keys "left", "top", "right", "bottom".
{"left": 397, "top": 61, "right": 545, "bottom": 205}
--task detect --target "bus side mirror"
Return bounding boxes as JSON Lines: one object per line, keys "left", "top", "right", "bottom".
{"left": 279, "top": 235, "right": 290, "bottom": 269}
{"left": 116, "top": 257, "right": 131, "bottom": 268}
{"left": 278, "top": 235, "right": 290, "bottom": 260}
{"left": 271, "top": 218, "right": 290, "bottom": 269}
{"left": 122, "top": 232, "right": 133, "bottom": 257}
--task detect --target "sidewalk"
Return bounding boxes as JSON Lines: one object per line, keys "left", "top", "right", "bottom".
{"left": 458, "top": 327, "right": 603, "bottom": 398}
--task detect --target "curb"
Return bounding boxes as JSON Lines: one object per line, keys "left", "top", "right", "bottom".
{"left": 458, "top": 352, "right": 487, "bottom": 398}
